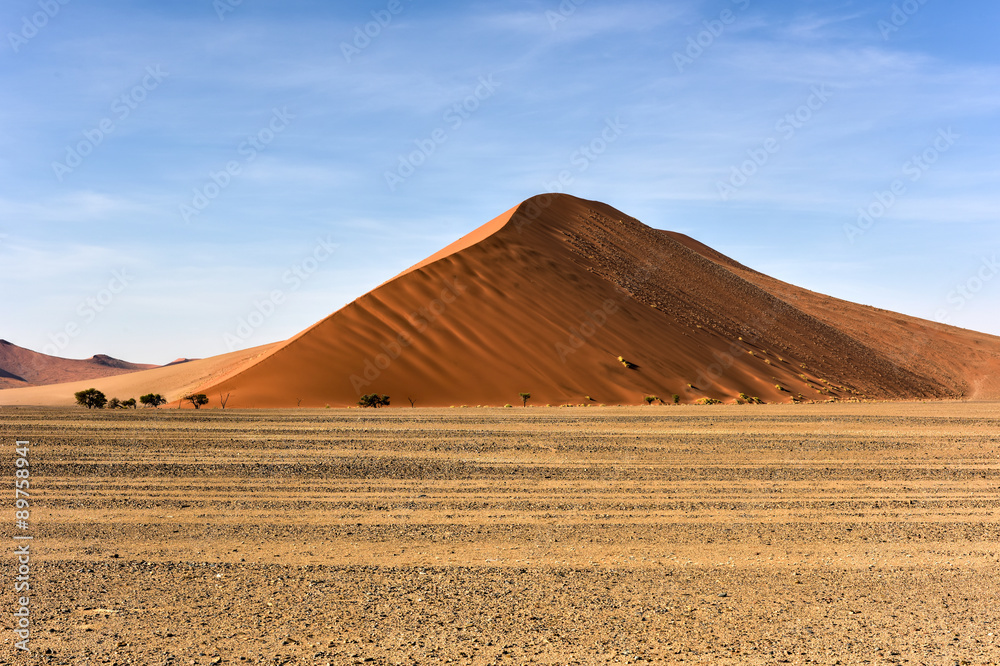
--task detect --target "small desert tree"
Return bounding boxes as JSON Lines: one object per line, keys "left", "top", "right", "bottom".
{"left": 644, "top": 395, "right": 657, "bottom": 405}
{"left": 139, "top": 393, "right": 167, "bottom": 408}
{"left": 74, "top": 388, "right": 107, "bottom": 409}
{"left": 107, "top": 397, "right": 122, "bottom": 410}
{"left": 358, "top": 394, "right": 390, "bottom": 408}
{"left": 183, "top": 393, "right": 209, "bottom": 409}
{"left": 519, "top": 392, "right": 531, "bottom": 407}
{"left": 122, "top": 398, "right": 137, "bottom": 409}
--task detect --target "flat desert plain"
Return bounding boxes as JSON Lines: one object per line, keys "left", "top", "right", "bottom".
{"left": 2, "top": 402, "right": 999, "bottom": 665}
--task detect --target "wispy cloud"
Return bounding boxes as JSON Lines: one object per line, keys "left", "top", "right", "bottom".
{"left": 0, "top": 191, "right": 154, "bottom": 224}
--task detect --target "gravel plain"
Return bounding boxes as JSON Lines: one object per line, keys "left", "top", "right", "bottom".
{"left": 2, "top": 403, "right": 999, "bottom": 665}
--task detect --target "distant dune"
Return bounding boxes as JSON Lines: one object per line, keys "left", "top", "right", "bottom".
{"left": 3, "top": 194, "right": 999, "bottom": 408}
{"left": 0, "top": 344, "right": 279, "bottom": 407}
{"left": 0, "top": 340, "right": 157, "bottom": 389}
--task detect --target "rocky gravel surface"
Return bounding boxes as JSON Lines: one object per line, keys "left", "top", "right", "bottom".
{"left": 2, "top": 403, "right": 999, "bottom": 665}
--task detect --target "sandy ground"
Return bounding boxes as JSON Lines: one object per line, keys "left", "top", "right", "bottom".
{"left": 2, "top": 402, "right": 999, "bottom": 665}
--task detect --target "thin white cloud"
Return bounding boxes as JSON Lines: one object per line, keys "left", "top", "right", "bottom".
{"left": 780, "top": 10, "right": 871, "bottom": 40}
{"left": 0, "top": 191, "right": 155, "bottom": 225}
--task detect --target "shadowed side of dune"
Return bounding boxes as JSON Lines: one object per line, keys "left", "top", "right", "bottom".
{"left": 663, "top": 231, "right": 1000, "bottom": 400}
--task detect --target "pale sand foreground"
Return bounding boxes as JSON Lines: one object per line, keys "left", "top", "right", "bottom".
{"left": 2, "top": 402, "right": 999, "bottom": 664}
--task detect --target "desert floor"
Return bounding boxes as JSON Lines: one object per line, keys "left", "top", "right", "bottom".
{"left": 2, "top": 402, "right": 999, "bottom": 665}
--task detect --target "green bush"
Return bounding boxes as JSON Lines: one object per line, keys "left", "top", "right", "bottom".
{"left": 139, "top": 393, "right": 166, "bottom": 408}
{"left": 74, "top": 388, "right": 107, "bottom": 409}
{"left": 183, "top": 394, "right": 209, "bottom": 409}
{"left": 358, "top": 394, "right": 390, "bottom": 408}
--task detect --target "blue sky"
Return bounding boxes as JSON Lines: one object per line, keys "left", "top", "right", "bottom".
{"left": 2, "top": 0, "right": 998, "bottom": 364}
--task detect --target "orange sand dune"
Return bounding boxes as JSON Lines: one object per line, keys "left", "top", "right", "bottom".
{"left": 4, "top": 194, "right": 998, "bottom": 409}
{"left": 191, "top": 194, "right": 1000, "bottom": 408}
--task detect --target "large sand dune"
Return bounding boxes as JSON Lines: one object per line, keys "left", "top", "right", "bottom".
{"left": 192, "top": 194, "right": 1000, "bottom": 408}
{"left": 3, "top": 193, "right": 998, "bottom": 408}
